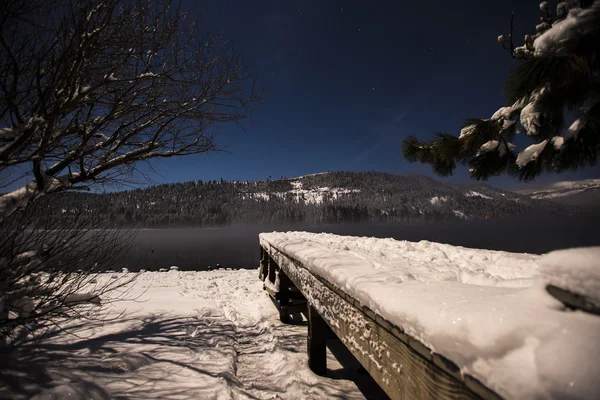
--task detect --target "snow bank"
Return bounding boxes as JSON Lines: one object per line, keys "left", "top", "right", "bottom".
{"left": 259, "top": 232, "right": 600, "bottom": 399}
{"left": 539, "top": 247, "right": 600, "bottom": 307}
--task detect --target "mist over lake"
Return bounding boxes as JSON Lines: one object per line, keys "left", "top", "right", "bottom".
{"left": 116, "top": 215, "right": 600, "bottom": 271}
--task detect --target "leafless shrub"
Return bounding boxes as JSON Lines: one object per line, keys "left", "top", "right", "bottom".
{"left": 0, "top": 198, "right": 138, "bottom": 345}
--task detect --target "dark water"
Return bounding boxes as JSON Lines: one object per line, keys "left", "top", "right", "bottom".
{"left": 116, "top": 216, "right": 600, "bottom": 271}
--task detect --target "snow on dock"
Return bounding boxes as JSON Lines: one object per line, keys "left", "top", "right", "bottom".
{"left": 259, "top": 232, "right": 600, "bottom": 399}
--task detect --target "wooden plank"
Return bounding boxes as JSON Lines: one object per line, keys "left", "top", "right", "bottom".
{"left": 286, "top": 290, "right": 307, "bottom": 300}
{"left": 262, "top": 256, "right": 307, "bottom": 322}
{"left": 280, "top": 302, "right": 307, "bottom": 315}
{"left": 307, "top": 304, "right": 330, "bottom": 376}
{"left": 264, "top": 243, "right": 499, "bottom": 400}
{"left": 546, "top": 284, "right": 600, "bottom": 316}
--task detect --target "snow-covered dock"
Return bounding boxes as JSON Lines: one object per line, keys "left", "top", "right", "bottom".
{"left": 259, "top": 232, "right": 600, "bottom": 400}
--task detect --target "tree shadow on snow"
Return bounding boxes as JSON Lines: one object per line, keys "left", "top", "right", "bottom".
{"left": 1, "top": 313, "right": 245, "bottom": 399}
{"left": 0, "top": 311, "right": 380, "bottom": 400}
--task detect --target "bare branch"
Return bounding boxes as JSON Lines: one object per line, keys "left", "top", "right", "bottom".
{"left": 0, "top": 0, "right": 261, "bottom": 345}
{"left": 0, "top": 0, "right": 261, "bottom": 220}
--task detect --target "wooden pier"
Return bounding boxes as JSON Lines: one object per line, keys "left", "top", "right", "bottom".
{"left": 259, "top": 242, "right": 502, "bottom": 400}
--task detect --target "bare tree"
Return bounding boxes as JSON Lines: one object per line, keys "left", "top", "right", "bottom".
{"left": 0, "top": 0, "right": 260, "bottom": 218}
{"left": 0, "top": 0, "right": 260, "bottom": 345}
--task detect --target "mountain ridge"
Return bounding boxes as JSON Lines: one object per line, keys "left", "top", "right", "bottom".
{"left": 516, "top": 178, "right": 600, "bottom": 208}
{"left": 35, "top": 171, "right": 590, "bottom": 227}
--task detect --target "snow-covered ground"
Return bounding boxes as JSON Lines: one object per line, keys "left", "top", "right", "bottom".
{"left": 0, "top": 270, "right": 384, "bottom": 400}
{"left": 3, "top": 233, "right": 599, "bottom": 399}
{"left": 260, "top": 232, "right": 600, "bottom": 399}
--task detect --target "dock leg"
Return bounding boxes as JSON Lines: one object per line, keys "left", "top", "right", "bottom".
{"left": 258, "top": 246, "right": 266, "bottom": 280}
{"left": 278, "top": 271, "right": 292, "bottom": 323}
{"left": 307, "top": 304, "right": 328, "bottom": 376}
{"left": 267, "top": 255, "right": 276, "bottom": 285}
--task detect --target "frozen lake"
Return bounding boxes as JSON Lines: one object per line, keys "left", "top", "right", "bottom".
{"left": 114, "top": 216, "right": 600, "bottom": 271}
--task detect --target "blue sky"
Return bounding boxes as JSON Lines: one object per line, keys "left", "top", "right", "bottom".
{"left": 142, "top": 0, "right": 599, "bottom": 191}
{"left": 5, "top": 0, "right": 600, "bottom": 192}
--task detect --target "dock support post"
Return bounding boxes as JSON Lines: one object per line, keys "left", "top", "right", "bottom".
{"left": 267, "top": 255, "right": 276, "bottom": 285}
{"left": 307, "top": 304, "right": 329, "bottom": 376}
{"left": 259, "top": 246, "right": 267, "bottom": 280}
{"left": 278, "top": 272, "right": 292, "bottom": 323}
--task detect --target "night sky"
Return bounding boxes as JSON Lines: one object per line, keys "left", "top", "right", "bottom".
{"left": 85, "top": 0, "right": 600, "bottom": 190}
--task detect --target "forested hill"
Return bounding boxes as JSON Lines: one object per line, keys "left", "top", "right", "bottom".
{"left": 42, "top": 171, "right": 578, "bottom": 227}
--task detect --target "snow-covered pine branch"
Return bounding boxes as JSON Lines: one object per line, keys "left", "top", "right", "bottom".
{"left": 402, "top": 0, "right": 600, "bottom": 181}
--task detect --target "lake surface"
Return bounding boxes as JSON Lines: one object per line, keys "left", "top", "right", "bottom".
{"left": 114, "top": 216, "right": 600, "bottom": 271}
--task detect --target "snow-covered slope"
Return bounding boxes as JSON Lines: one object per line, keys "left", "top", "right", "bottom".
{"left": 240, "top": 171, "right": 564, "bottom": 219}
{"left": 244, "top": 178, "right": 360, "bottom": 205}
{"left": 517, "top": 179, "right": 600, "bottom": 207}
{"left": 260, "top": 232, "right": 600, "bottom": 399}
